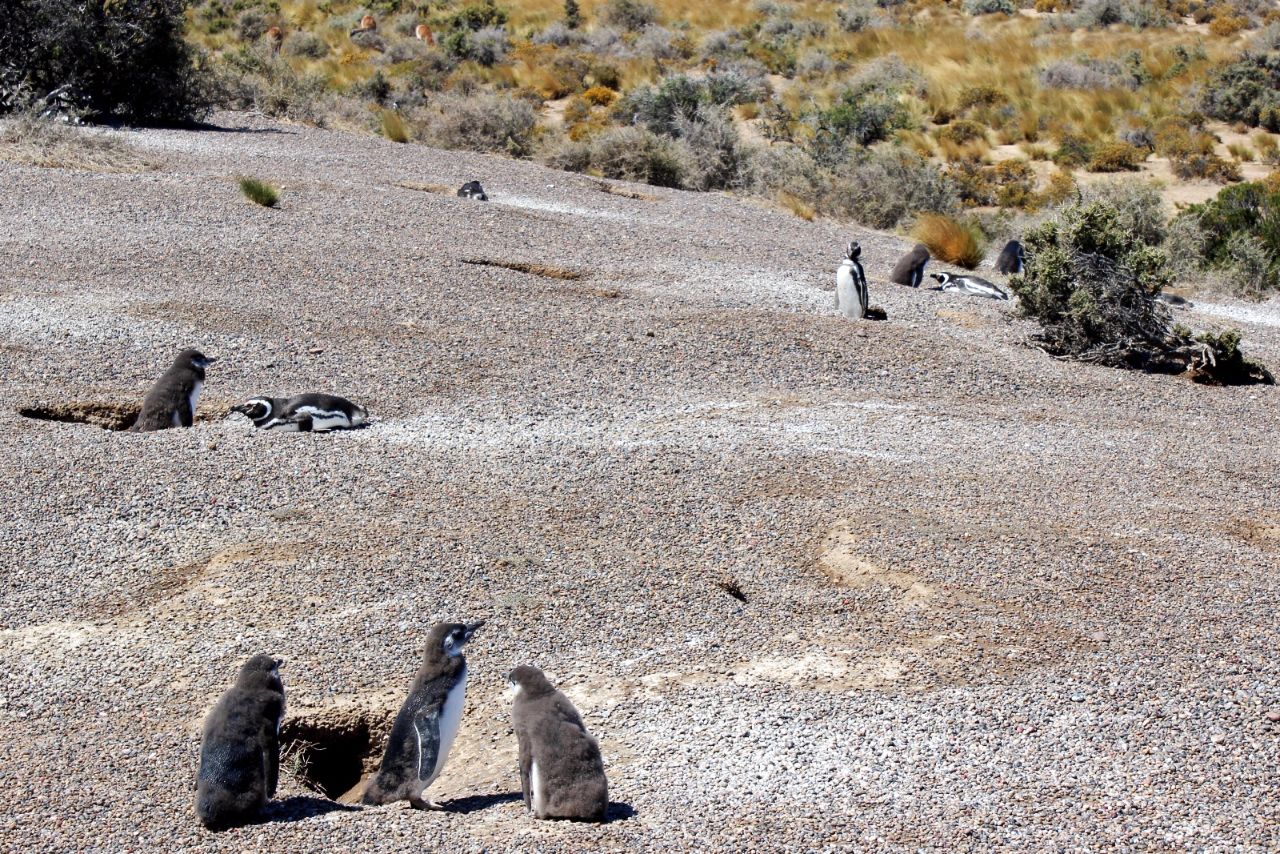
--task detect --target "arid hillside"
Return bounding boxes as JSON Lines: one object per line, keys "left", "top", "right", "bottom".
{"left": 0, "top": 113, "right": 1278, "bottom": 851}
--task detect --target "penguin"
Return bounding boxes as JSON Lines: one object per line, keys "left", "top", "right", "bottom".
{"left": 835, "top": 241, "right": 869, "bottom": 320}
{"left": 1156, "top": 292, "right": 1194, "bottom": 309}
{"left": 457, "top": 181, "right": 488, "bottom": 201}
{"left": 129, "top": 348, "right": 215, "bottom": 432}
{"left": 230, "top": 393, "right": 367, "bottom": 432}
{"left": 195, "top": 654, "right": 285, "bottom": 831}
{"left": 890, "top": 243, "right": 930, "bottom": 288}
{"left": 508, "top": 665, "right": 608, "bottom": 822}
{"left": 362, "top": 621, "right": 484, "bottom": 810}
{"left": 995, "top": 239, "right": 1025, "bottom": 275}
{"left": 930, "top": 271, "right": 1010, "bottom": 300}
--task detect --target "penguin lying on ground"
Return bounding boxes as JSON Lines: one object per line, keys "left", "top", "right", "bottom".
{"left": 930, "top": 271, "right": 1010, "bottom": 301}
{"left": 195, "top": 654, "right": 285, "bottom": 830}
{"left": 130, "top": 348, "right": 214, "bottom": 432}
{"left": 509, "top": 665, "right": 608, "bottom": 822}
{"left": 363, "top": 621, "right": 485, "bottom": 810}
{"left": 457, "top": 181, "right": 488, "bottom": 201}
{"left": 230, "top": 393, "right": 367, "bottom": 432}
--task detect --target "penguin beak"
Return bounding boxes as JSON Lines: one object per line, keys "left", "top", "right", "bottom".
{"left": 463, "top": 620, "right": 485, "bottom": 640}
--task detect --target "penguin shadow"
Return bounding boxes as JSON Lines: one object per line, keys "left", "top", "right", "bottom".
{"left": 439, "top": 791, "right": 523, "bottom": 813}
{"left": 259, "top": 795, "right": 363, "bottom": 824}
{"left": 439, "top": 793, "right": 636, "bottom": 823}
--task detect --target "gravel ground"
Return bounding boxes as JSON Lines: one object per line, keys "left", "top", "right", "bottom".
{"left": 1, "top": 112, "right": 1278, "bottom": 853}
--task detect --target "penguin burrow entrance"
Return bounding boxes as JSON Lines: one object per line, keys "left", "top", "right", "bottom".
{"left": 279, "top": 704, "right": 392, "bottom": 801}
{"left": 17, "top": 401, "right": 140, "bottom": 430}
{"left": 461, "top": 257, "right": 584, "bottom": 280}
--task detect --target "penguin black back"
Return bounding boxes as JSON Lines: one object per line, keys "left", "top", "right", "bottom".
{"left": 130, "top": 348, "right": 214, "bottom": 432}
{"left": 995, "top": 239, "right": 1024, "bottom": 275}
{"left": 362, "top": 621, "right": 484, "bottom": 809}
{"left": 231, "top": 393, "right": 367, "bottom": 432}
{"left": 457, "top": 181, "right": 488, "bottom": 201}
{"left": 890, "top": 243, "right": 930, "bottom": 288}
{"left": 509, "top": 665, "right": 608, "bottom": 822}
{"left": 195, "top": 654, "right": 285, "bottom": 830}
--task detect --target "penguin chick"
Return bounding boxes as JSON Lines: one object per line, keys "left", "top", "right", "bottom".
{"left": 130, "top": 348, "right": 214, "bottom": 432}
{"left": 995, "top": 239, "right": 1025, "bottom": 275}
{"left": 195, "top": 654, "right": 285, "bottom": 831}
{"left": 889, "top": 243, "right": 930, "bottom": 288}
{"left": 509, "top": 665, "right": 608, "bottom": 822}
{"left": 231, "top": 393, "right": 367, "bottom": 432}
{"left": 362, "top": 621, "right": 484, "bottom": 810}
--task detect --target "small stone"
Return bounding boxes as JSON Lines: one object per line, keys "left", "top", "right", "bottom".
{"left": 1211, "top": 733, "right": 1226, "bottom": 745}
{"left": 1265, "top": 710, "right": 1280, "bottom": 722}
{"left": 1070, "top": 692, "right": 1086, "bottom": 702}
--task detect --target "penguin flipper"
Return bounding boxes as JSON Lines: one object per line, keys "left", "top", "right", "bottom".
{"left": 516, "top": 731, "right": 532, "bottom": 810}
{"left": 411, "top": 707, "right": 442, "bottom": 784}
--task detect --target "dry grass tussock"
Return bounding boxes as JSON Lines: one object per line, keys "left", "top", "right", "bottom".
{"left": 911, "top": 213, "right": 986, "bottom": 269}
{"left": 0, "top": 114, "right": 156, "bottom": 172}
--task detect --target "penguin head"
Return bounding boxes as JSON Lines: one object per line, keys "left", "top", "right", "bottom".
{"left": 846, "top": 241, "right": 861, "bottom": 261}
{"left": 430, "top": 620, "right": 484, "bottom": 658}
{"left": 232, "top": 398, "right": 273, "bottom": 421}
{"left": 507, "top": 664, "right": 554, "bottom": 698}
{"left": 930, "top": 272, "right": 950, "bottom": 285}
{"left": 236, "top": 653, "right": 283, "bottom": 689}
{"left": 176, "top": 348, "right": 215, "bottom": 371}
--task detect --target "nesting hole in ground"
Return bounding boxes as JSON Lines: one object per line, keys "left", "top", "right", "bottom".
{"left": 461, "top": 258, "right": 584, "bottom": 280}
{"left": 596, "top": 181, "right": 656, "bottom": 201}
{"left": 17, "top": 401, "right": 140, "bottom": 430}
{"left": 394, "top": 180, "right": 455, "bottom": 195}
{"left": 280, "top": 706, "right": 389, "bottom": 801}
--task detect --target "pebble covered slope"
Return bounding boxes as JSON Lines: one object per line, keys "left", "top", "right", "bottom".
{"left": 1, "top": 113, "right": 1278, "bottom": 852}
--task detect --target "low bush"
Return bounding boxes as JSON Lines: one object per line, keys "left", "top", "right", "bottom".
{"left": 414, "top": 92, "right": 537, "bottom": 156}
{"left": 1011, "top": 199, "right": 1271, "bottom": 383}
{"left": 1081, "top": 179, "right": 1168, "bottom": 246}
{"left": 544, "top": 125, "right": 686, "bottom": 186}
{"left": 602, "top": 0, "right": 658, "bottom": 31}
{"left": 1087, "top": 140, "right": 1146, "bottom": 172}
{"left": 830, "top": 148, "right": 958, "bottom": 229}
{"left": 0, "top": 111, "right": 155, "bottom": 171}
{"left": 1068, "top": 0, "right": 1173, "bottom": 29}
{"left": 282, "top": 31, "right": 329, "bottom": 59}
{"left": 1199, "top": 52, "right": 1280, "bottom": 131}
{"left": 1053, "top": 133, "right": 1094, "bottom": 169}
{"left": 963, "top": 0, "right": 1016, "bottom": 14}
{"left": 1173, "top": 179, "right": 1280, "bottom": 296}
{"left": 1170, "top": 152, "right": 1243, "bottom": 182}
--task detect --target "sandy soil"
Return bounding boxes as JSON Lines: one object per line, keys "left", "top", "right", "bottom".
{"left": 0, "top": 112, "right": 1278, "bottom": 852}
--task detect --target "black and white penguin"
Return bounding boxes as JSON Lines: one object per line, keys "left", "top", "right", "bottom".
{"left": 931, "top": 271, "right": 1010, "bottom": 300}
{"left": 195, "top": 654, "right": 285, "bottom": 830}
{"left": 457, "top": 181, "right": 488, "bottom": 201}
{"left": 230, "top": 394, "right": 368, "bottom": 432}
{"left": 130, "top": 348, "right": 215, "bottom": 432}
{"left": 508, "top": 665, "right": 608, "bottom": 822}
{"left": 835, "top": 241, "right": 869, "bottom": 320}
{"left": 362, "top": 621, "right": 484, "bottom": 810}
{"left": 1155, "top": 292, "right": 1194, "bottom": 309}
{"left": 890, "top": 243, "right": 930, "bottom": 288}
{"left": 995, "top": 239, "right": 1025, "bottom": 275}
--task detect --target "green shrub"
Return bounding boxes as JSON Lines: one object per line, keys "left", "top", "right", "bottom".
{"left": 1173, "top": 179, "right": 1280, "bottom": 297}
{"left": 447, "top": 0, "right": 508, "bottom": 31}
{"left": 935, "top": 120, "right": 988, "bottom": 145}
{"left": 1199, "top": 52, "right": 1280, "bottom": 131}
{"left": 1052, "top": 133, "right": 1093, "bottom": 169}
{"left": 1086, "top": 140, "right": 1146, "bottom": 172}
{"left": 282, "top": 31, "right": 330, "bottom": 59}
{"left": 830, "top": 148, "right": 958, "bottom": 228}
{"left": 963, "top": 0, "right": 1015, "bottom": 14}
{"left": 1, "top": 0, "right": 215, "bottom": 123}
{"left": 805, "top": 81, "right": 912, "bottom": 166}
{"left": 1081, "top": 179, "right": 1168, "bottom": 247}
{"left": 1011, "top": 199, "right": 1271, "bottom": 383}
{"left": 544, "top": 126, "right": 686, "bottom": 187}
{"left": 414, "top": 92, "right": 536, "bottom": 156}
{"left": 601, "top": 0, "right": 658, "bottom": 30}
{"left": 239, "top": 177, "right": 279, "bottom": 207}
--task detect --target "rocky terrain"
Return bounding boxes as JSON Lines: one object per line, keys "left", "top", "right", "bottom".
{"left": 0, "top": 112, "right": 1278, "bottom": 852}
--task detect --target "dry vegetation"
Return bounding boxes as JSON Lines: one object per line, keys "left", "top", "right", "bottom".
{"left": 0, "top": 113, "right": 157, "bottom": 172}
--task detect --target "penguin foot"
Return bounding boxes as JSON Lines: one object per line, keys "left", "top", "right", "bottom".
{"left": 409, "top": 796, "right": 445, "bottom": 811}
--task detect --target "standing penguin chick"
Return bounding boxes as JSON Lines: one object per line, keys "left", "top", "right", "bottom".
{"left": 195, "top": 654, "right": 285, "bottom": 830}
{"left": 889, "top": 243, "right": 930, "bottom": 288}
{"left": 231, "top": 393, "right": 367, "bottom": 432}
{"left": 130, "top": 348, "right": 215, "bottom": 432}
{"left": 995, "top": 239, "right": 1025, "bottom": 275}
{"left": 835, "top": 241, "right": 869, "bottom": 320}
{"left": 363, "top": 621, "right": 484, "bottom": 810}
{"left": 509, "top": 665, "right": 608, "bottom": 822}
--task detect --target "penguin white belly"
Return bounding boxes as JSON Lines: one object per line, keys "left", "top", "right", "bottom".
{"left": 427, "top": 667, "right": 467, "bottom": 784}
{"left": 188, "top": 380, "right": 203, "bottom": 420}
{"left": 296, "top": 406, "right": 349, "bottom": 432}
{"left": 530, "top": 758, "right": 545, "bottom": 815}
